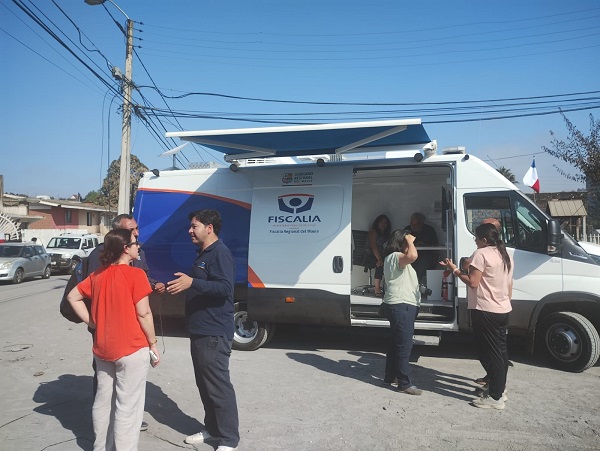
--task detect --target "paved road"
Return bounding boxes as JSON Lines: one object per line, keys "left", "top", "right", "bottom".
{"left": 0, "top": 276, "right": 599, "bottom": 450}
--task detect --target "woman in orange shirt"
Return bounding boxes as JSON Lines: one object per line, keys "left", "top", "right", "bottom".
{"left": 68, "top": 228, "right": 160, "bottom": 450}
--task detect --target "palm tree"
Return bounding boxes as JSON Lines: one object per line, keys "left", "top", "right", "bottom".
{"left": 497, "top": 166, "right": 517, "bottom": 184}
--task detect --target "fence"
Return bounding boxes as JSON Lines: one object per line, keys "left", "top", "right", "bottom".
{"left": 582, "top": 233, "right": 600, "bottom": 244}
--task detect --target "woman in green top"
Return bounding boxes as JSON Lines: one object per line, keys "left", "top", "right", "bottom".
{"left": 381, "top": 229, "right": 422, "bottom": 395}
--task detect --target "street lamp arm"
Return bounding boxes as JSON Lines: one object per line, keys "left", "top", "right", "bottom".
{"left": 85, "top": 0, "right": 130, "bottom": 20}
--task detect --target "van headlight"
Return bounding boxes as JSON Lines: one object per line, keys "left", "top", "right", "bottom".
{"left": 63, "top": 253, "right": 72, "bottom": 259}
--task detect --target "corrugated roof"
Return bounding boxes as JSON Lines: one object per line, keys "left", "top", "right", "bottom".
{"left": 547, "top": 199, "right": 587, "bottom": 217}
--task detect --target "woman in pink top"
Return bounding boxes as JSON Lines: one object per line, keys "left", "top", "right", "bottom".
{"left": 440, "top": 223, "right": 514, "bottom": 410}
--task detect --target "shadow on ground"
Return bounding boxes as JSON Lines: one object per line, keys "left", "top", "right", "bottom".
{"left": 271, "top": 323, "right": 561, "bottom": 371}
{"left": 32, "top": 374, "right": 201, "bottom": 450}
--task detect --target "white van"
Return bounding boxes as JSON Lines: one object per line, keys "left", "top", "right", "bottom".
{"left": 46, "top": 233, "right": 99, "bottom": 274}
{"left": 136, "top": 119, "right": 600, "bottom": 372}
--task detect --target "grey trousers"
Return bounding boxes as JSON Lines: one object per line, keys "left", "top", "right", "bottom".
{"left": 93, "top": 347, "right": 149, "bottom": 451}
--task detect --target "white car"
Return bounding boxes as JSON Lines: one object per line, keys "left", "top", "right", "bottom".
{"left": 46, "top": 234, "right": 99, "bottom": 274}
{"left": 0, "top": 242, "right": 52, "bottom": 283}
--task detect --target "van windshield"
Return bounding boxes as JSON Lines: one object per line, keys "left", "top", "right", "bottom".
{"left": 47, "top": 237, "right": 81, "bottom": 250}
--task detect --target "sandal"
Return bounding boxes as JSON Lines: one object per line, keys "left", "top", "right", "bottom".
{"left": 474, "top": 377, "right": 489, "bottom": 385}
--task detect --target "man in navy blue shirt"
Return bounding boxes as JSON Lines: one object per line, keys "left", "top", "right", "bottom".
{"left": 167, "top": 209, "right": 239, "bottom": 451}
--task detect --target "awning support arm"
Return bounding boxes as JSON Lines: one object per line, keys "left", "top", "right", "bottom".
{"left": 182, "top": 138, "right": 277, "bottom": 162}
{"left": 335, "top": 125, "right": 407, "bottom": 154}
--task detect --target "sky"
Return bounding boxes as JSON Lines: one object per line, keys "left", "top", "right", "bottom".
{"left": 1, "top": 0, "right": 599, "bottom": 199}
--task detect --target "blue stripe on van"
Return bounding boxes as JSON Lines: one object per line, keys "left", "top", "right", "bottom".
{"left": 133, "top": 190, "right": 250, "bottom": 286}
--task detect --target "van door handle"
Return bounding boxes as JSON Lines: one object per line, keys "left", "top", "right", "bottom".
{"left": 333, "top": 256, "right": 343, "bottom": 273}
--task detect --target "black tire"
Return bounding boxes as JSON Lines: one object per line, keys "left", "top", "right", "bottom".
{"left": 263, "top": 323, "right": 277, "bottom": 347}
{"left": 13, "top": 268, "right": 24, "bottom": 284}
{"left": 537, "top": 311, "right": 600, "bottom": 372}
{"left": 42, "top": 265, "right": 51, "bottom": 279}
{"left": 232, "top": 302, "right": 270, "bottom": 351}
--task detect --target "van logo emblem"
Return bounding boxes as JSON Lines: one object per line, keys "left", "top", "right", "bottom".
{"left": 277, "top": 194, "right": 314, "bottom": 214}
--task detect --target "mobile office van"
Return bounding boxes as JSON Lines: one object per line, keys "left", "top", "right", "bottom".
{"left": 136, "top": 119, "right": 600, "bottom": 372}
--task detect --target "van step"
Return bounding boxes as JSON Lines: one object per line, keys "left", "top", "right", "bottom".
{"left": 413, "top": 334, "right": 441, "bottom": 346}
{"left": 351, "top": 305, "right": 454, "bottom": 323}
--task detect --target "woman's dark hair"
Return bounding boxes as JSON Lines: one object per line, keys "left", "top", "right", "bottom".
{"left": 99, "top": 228, "right": 131, "bottom": 266}
{"left": 383, "top": 229, "right": 409, "bottom": 258}
{"left": 475, "top": 223, "right": 511, "bottom": 272}
{"left": 371, "top": 214, "right": 391, "bottom": 239}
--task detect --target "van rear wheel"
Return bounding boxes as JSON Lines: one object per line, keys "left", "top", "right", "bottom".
{"left": 232, "top": 302, "right": 272, "bottom": 351}
{"left": 538, "top": 311, "right": 600, "bottom": 372}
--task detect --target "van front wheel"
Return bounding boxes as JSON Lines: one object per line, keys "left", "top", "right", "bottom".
{"left": 232, "top": 302, "right": 271, "bottom": 351}
{"left": 538, "top": 311, "right": 600, "bottom": 372}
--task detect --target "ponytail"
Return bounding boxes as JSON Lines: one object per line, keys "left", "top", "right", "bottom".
{"left": 496, "top": 239, "right": 511, "bottom": 272}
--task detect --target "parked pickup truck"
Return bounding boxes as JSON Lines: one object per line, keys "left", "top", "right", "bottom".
{"left": 46, "top": 233, "right": 99, "bottom": 274}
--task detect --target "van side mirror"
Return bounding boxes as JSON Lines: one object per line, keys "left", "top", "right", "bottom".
{"left": 547, "top": 219, "right": 562, "bottom": 254}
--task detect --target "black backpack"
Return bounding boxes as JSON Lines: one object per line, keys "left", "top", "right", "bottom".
{"left": 59, "top": 257, "right": 91, "bottom": 323}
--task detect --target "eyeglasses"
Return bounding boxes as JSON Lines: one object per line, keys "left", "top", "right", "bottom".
{"left": 126, "top": 241, "right": 141, "bottom": 247}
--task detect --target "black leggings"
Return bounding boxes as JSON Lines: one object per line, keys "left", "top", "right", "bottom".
{"left": 471, "top": 309, "right": 510, "bottom": 400}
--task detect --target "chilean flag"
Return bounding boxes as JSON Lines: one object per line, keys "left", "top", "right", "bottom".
{"left": 523, "top": 158, "right": 540, "bottom": 193}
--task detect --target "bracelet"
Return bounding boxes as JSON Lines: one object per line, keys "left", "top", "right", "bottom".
{"left": 453, "top": 268, "right": 461, "bottom": 276}
{"left": 148, "top": 338, "right": 158, "bottom": 345}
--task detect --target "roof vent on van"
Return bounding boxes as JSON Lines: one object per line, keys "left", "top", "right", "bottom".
{"left": 442, "top": 146, "right": 466, "bottom": 154}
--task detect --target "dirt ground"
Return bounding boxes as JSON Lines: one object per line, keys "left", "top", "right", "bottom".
{"left": 1, "top": 277, "right": 599, "bottom": 450}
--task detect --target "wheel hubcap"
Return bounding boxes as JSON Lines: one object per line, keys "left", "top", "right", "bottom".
{"left": 547, "top": 323, "right": 581, "bottom": 362}
{"left": 234, "top": 311, "right": 258, "bottom": 342}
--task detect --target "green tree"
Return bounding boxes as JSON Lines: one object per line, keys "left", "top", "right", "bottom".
{"left": 98, "top": 155, "right": 149, "bottom": 209}
{"left": 542, "top": 112, "right": 600, "bottom": 184}
{"left": 543, "top": 112, "right": 600, "bottom": 229}
{"left": 84, "top": 190, "right": 101, "bottom": 204}
{"left": 497, "top": 166, "right": 517, "bottom": 183}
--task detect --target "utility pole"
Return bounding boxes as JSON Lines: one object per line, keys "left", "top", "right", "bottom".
{"left": 85, "top": 0, "right": 134, "bottom": 214}
{"left": 117, "top": 18, "right": 133, "bottom": 214}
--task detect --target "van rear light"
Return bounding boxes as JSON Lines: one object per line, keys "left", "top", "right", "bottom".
{"left": 285, "top": 297, "right": 296, "bottom": 303}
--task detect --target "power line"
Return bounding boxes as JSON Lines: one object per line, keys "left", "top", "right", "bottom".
{"left": 135, "top": 87, "right": 600, "bottom": 107}
{"left": 141, "top": 7, "right": 600, "bottom": 37}
{"left": 9, "top": 0, "right": 118, "bottom": 96}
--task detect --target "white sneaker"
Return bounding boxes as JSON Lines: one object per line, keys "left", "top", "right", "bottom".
{"left": 216, "top": 446, "right": 238, "bottom": 451}
{"left": 471, "top": 395, "right": 505, "bottom": 410}
{"left": 475, "top": 385, "right": 508, "bottom": 401}
{"left": 184, "top": 430, "right": 213, "bottom": 444}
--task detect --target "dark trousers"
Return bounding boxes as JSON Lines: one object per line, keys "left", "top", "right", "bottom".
{"left": 383, "top": 303, "right": 419, "bottom": 390}
{"left": 471, "top": 309, "right": 510, "bottom": 400}
{"left": 190, "top": 334, "right": 239, "bottom": 448}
